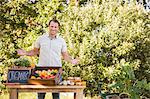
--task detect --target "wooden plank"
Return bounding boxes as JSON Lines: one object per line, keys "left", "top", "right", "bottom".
{"left": 5, "top": 84, "right": 86, "bottom": 89}
{"left": 18, "top": 89, "right": 79, "bottom": 93}
{"left": 74, "top": 89, "right": 84, "bottom": 99}
{"left": 9, "top": 89, "right": 18, "bottom": 99}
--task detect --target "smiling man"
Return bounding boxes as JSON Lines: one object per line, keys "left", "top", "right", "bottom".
{"left": 17, "top": 19, "right": 79, "bottom": 99}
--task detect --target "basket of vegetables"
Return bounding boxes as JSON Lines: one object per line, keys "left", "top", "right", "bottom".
{"left": 13, "top": 58, "right": 31, "bottom": 68}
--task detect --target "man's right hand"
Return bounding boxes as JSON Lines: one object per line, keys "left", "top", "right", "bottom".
{"left": 17, "top": 49, "right": 27, "bottom": 56}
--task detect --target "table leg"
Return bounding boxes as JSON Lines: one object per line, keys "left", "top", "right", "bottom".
{"left": 9, "top": 89, "right": 18, "bottom": 99}
{"left": 74, "top": 93, "right": 76, "bottom": 99}
{"left": 74, "top": 90, "right": 84, "bottom": 99}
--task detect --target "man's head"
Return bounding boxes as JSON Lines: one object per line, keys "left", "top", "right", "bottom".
{"left": 48, "top": 19, "right": 60, "bottom": 37}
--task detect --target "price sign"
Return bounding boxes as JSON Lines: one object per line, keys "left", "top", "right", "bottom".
{"left": 7, "top": 68, "right": 31, "bottom": 84}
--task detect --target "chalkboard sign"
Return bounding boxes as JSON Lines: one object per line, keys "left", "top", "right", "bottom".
{"left": 7, "top": 68, "right": 31, "bottom": 84}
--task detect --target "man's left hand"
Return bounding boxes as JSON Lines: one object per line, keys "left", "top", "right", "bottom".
{"left": 71, "top": 59, "right": 79, "bottom": 65}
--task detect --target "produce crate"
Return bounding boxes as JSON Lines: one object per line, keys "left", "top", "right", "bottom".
{"left": 28, "top": 66, "right": 62, "bottom": 85}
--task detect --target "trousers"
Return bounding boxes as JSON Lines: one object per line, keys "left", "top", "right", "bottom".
{"left": 37, "top": 93, "right": 59, "bottom": 99}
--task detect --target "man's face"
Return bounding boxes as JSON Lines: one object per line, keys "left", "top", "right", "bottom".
{"left": 49, "top": 21, "right": 59, "bottom": 36}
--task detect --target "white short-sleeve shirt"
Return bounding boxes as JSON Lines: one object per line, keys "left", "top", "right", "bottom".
{"left": 34, "top": 33, "right": 67, "bottom": 67}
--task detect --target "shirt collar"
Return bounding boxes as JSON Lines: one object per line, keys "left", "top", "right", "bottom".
{"left": 46, "top": 33, "right": 58, "bottom": 39}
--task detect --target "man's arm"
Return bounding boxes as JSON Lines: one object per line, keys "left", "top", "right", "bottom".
{"left": 17, "top": 48, "right": 39, "bottom": 56}
{"left": 26, "top": 48, "right": 39, "bottom": 56}
{"left": 62, "top": 51, "right": 79, "bottom": 64}
{"left": 62, "top": 52, "right": 72, "bottom": 63}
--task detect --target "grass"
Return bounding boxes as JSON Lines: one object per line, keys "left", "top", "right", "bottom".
{"left": 0, "top": 92, "right": 99, "bottom": 99}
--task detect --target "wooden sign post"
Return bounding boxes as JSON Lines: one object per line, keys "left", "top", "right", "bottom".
{"left": 7, "top": 68, "right": 31, "bottom": 84}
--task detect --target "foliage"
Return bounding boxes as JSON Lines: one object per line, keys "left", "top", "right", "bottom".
{"left": 108, "top": 59, "right": 150, "bottom": 98}
{"left": 57, "top": 0, "right": 150, "bottom": 98}
{"left": 0, "top": 0, "right": 150, "bottom": 98}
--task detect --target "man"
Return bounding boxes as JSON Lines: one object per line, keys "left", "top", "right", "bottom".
{"left": 17, "top": 19, "right": 79, "bottom": 99}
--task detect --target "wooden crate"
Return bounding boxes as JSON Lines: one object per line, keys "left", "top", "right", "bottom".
{"left": 28, "top": 79, "right": 55, "bottom": 85}
{"left": 28, "top": 66, "right": 62, "bottom": 85}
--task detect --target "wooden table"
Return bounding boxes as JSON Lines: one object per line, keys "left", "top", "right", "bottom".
{"left": 5, "top": 84, "right": 86, "bottom": 99}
